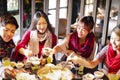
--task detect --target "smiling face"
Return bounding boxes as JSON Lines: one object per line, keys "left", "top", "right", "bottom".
{"left": 36, "top": 17, "right": 48, "bottom": 34}
{"left": 77, "top": 22, "right": 89, "bottom": 39}
{"left": 110, "top": 31, "right": 120, "bottom": 51}
{"left": 1, "top": 24, "right": 16, "bottom": 42}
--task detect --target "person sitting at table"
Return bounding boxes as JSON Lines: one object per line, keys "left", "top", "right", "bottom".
{"left": 43, "top": 16, "right": 96, "bottom": 73}
{"left": 67, "top": 24, "right": 120, "bottom": 75}
{"left": 12, "top": 11, "right": 57, "bottom": 63}
{"left": 0, "top": 15, "right": 19, "bottom": 61}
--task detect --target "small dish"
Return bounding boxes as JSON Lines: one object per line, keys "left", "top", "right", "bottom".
{"left": 29, "top": 57, "right": 40, "bottom": 61}
{"left": 31, "top": 61, "right": 40, "bottom": 66}
{"left": 94, "top": 71, "right": 104, "bottom": 78}
{"left": 24, "top": 61, "right": 32, "bottom": 68}
{"left": 10, "top": 62, "right": 16, "bottom": 67}
{"left": 15, "top": 62, "right": 24, "bottom": 68}
{"left": 82, "top": 73, "right": 95, "bottom": 80}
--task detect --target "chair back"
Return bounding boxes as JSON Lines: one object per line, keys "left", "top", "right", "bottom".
{"left": 58, "top": 18, "right": 67, "bottom": 38}
{"left": 88, "top": 41, "right": 98, "bottom": 60}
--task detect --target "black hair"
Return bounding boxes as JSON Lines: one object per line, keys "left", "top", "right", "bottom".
{"left": 112, "top": 24, "right": 120, "bottom": 37}
{"left": 0, "top": 15, "right": 19, "bottom": 29}
{"left": 80, "top": 16, "right": 95, "bottom": 30}
{"left": 29, "top": 10, "right": 54, "bottom": 33}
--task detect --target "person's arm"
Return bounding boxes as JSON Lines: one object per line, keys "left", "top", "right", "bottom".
{"left": 67, "top": 52, "right": 100, "bottom": 69}
{"left": 51, "top": 34, "right": 57, "bottom": 48}
{"left": 15, "top": 30, "right": 31, "bottom": 56}
{"left": 53, "top": 34, "right": 71, "bottom": 53}
{"left": 42, "top": 34, "right": 72, "bottom": 55}
{"left": 18, "top": 48, "right": 32, "bottom": 57}
{"left": 77, "top": 56, "right": 100, "bottom": 68}
{"left": 18, "top": 48, "right": 25, "bottom": 55}
{"left": 67, "top": 45, "right": 108, "bottom": 69}
{"left": 117, "top": 69, "right": 120, "bottom": 74}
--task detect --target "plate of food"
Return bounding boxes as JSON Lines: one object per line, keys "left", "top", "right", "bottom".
{"left": 16, "top": 72, "right": 38, "bottom": 80}
{"left": 2, "top": 66, "right": 27, "bottom": 79}
{"left": 37, "top": 65, "right": 73, "bottom": 80}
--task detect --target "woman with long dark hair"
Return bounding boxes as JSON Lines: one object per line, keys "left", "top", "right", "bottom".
{"left": 13, "top": 11, "right": 57, "bottom": 62}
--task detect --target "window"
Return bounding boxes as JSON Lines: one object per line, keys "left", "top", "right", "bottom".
{"left": 108, "top": 0, "right": 119, "bottom": 36}
{"left": 7, "top": 0, "right": 19, "bottom": 14}
{"left": 48, "top": 0, "right": 68, "bottom": 27}
{"left": 84, "top": 0, "right": 94, "bottom": 16}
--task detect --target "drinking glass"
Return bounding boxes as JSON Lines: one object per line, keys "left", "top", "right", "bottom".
{"left": 2, "top": 57, "right": 10, "bottom": 66}
{"left": 108, "top": 73, "right": 119, "bottom": 80}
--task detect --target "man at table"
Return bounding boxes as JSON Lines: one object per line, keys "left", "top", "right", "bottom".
{"left": 0, "top": 15, "right": 19, "bottom": 61}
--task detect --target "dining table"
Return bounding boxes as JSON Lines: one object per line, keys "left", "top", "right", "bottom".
{"left": 0, "top": 58, "right": 110, "bottom": 80}
{"left": 72, "top": 73, "right": 109, "bottom": 80}
{"left": 71, "top": 66, "right": 109, "bottom": 80}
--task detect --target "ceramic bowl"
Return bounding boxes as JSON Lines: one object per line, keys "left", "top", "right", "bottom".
{"left": 15, "top": 62, "right": 24, "bottom": 68}
{"left": 94, "top": 71, "right": 104, "bottom": 78}
{"left": 31, "top": 61, "right": 40, "bottom": 66}
{"left": 82, "top": 73, "right": 95, "bottom": 80}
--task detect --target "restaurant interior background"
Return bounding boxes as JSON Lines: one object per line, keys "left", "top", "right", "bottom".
{"left": 0, "top": 0, "right": 120, "bottom": 60}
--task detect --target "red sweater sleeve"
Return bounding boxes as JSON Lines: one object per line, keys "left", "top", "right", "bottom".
{"left": 15, "top": 30, "right": 31, "bottom": 52}
{"left": 52, "top": 34, "right": 57, "bottom": 48}
{"left": 12, "top": 30, "right": 31, "bottom": 61}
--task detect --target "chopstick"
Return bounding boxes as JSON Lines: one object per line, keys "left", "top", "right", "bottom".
{"left": 62, "top": 62, "right": 68, "bottom": 70}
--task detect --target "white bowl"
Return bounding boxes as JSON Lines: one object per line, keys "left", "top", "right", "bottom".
{"left": 29, "top": 57, "right": 40, "bottom": 61}
{"left": 24, "top": 61, "right": 32, "bottom": 68}
{"left": 16, "top": 62, "right": 24, "bottom": 68}
{"left": 31, "top": 61, "right": 40, "bottom": 66}
{"left": 94, "top": 71, "right": 104, "bottom": 78}
{"left": 82, "top": 73, "right": 95, "bottom": 80}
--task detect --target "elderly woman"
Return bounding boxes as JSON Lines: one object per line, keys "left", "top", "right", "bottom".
{"left": 67, "top": 25, "right": 120, "bottom": 76}
{"left": 0, "top": 15, "right": 19, "bottom": 61}
{"left": 13, "top": 11, "right": 57, "bottom": 62}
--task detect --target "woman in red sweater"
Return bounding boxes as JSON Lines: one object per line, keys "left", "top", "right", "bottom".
{"left": 12, "top": 11, "right": 57, "bottom": 62}
{"left": 67, "top": 25, "right": 120, "bottom": 75}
